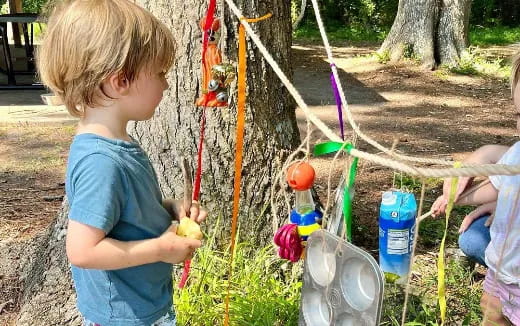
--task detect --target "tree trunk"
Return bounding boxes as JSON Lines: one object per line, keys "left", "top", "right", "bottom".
{"left": 16, "top": 0, "right": 298, "bottom": 324}
{"left": 379, "top": 0, "right": 472, "bottom": 69}
{"left": 292, "top": 0, "right": 307, "bottom": 30}
{"left": 129, "top": 0, "right": 299, "bottom": 246}
{"left": 16, "top": 200, "right": 82, "bottom": 325}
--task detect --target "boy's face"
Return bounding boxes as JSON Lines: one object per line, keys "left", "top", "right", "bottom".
{"left": 122, "top": 68, "right": 169, "bottom": 121}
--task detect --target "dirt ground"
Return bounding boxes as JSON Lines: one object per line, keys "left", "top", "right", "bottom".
{"left": 292, "top": 42, "right": 520, "bottom": 250}
{"left": 1, "top": 41, "right": 519, "bottom": 323}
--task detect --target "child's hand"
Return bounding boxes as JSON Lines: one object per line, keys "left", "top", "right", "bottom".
{"left": 183, "top": 200, "right": 207, "bottom": 223}
{"left": 162, "top": 198, "right": 207, "bottom": 223}
{"left": 156, "top": 222, "right": 202, "bottom": 264}
{"left": 431, "top": 176, "right": 473, "bottom": 217}
{"left": 458, "top": 201, "right": 496, "bottom": 233}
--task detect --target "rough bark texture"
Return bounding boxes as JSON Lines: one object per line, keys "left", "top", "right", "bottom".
{"left": 15, "top": 0, "right": 298, "bottom": 324}
{"left": 130, "top": 0, "right": 299, "bottom": 247}
{"left": 16, "top": 200, "right": 81, "bottom": 326}
{"left": 379, "top": 0, "right": 472, "bottom": 69}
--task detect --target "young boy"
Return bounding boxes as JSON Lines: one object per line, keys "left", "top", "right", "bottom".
{"left": 432, "top": 52, "right": 520, "bottom": 325}
{"left": 37, "top": 1, "right": 205, "bottom": 325}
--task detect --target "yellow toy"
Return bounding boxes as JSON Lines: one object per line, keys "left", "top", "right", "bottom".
{"left": 177, "top": 217, "right": 203, "bottom": 240}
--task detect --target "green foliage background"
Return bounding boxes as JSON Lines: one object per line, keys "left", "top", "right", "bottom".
{"left": 293, "top": 0, "right": 520, "bottom": 39}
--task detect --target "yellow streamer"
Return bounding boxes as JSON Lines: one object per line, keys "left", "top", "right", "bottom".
{"left": 438, "top": 161, "right": 462, "bottom": 325}
{"left": 223, "top": 13, "right": 271, "bottom": 326}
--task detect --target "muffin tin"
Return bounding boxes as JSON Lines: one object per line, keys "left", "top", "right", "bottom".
{"left": 299, "top": 229, "right": 384, "bottom": 326}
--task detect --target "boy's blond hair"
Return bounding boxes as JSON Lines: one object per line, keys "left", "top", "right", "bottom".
{"left": 512, "top": 52, "right": 520, "bottom": 98}
{"left": 37, "top": 0, "right": 176, "bottom": 117}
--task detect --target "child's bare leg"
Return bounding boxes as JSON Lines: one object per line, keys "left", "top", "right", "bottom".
{"left": 481, "top": 291, "right": 512, "bottom": 326}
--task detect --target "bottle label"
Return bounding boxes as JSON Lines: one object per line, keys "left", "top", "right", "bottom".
{"left": 387, "top": 228, "right": 409, "bottom": 254}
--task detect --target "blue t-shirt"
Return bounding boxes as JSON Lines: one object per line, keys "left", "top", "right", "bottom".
{"left": 65, "top": 133, "right": 174, "bottom": 326}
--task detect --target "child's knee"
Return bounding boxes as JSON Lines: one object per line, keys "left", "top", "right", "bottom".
{"left": 481, "top": 291, "right": 500, "bottom": 312}
{"left": 481, "top": 292, "right": 511, "bottom": 325}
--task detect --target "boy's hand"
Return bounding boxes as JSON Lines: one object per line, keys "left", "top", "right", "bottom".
{"left": 156, "top": 222, "right": 202, "bottom": 264}
{"left": 162, "top": 198, "right": 207, "bottom": 223}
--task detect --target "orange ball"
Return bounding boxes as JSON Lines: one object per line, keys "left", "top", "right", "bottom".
{"left": 286, "top": 162, "right": 315, "bottom": 190}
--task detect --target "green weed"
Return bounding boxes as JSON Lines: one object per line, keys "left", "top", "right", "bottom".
{"left": 375, "top": 49, "right": 391, "bottom": 64}
{"left": 174, "top": 221, "right": 302, "bottom": 326}
{"left": 448, "top": 47, "right": 511, "bottom": 80}
{"left": 381, "top": 255, "right": 483, "bottom": 325}
{"left": 293, "top": 20, "right": 388, "bottom": 43}
{"left": 470, "top": 25, "right": 520, "bottom": 46}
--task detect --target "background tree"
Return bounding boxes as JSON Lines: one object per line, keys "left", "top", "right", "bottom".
{"left": 378, "top": 0, "right": 473, "bottom": 69}
{"left": 15, "top": 0, "right": 298, "bottom": 324}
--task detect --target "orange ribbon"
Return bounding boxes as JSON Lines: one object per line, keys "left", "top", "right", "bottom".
{"left": 223, "top": 13, "right": 271, "bottom": 326}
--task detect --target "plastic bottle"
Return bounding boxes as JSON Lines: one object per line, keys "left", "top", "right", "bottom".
{"left": 295, "top": 189, "right": 315, "bottom": 215}
{"left": 378, "top": 190, "right": 417, "bottom": 282}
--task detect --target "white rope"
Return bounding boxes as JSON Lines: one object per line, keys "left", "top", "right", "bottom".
{"left": 222, "top": 0, "right": 520, "bottom": 178}
{"left": 309, "top": 0, "right": 466, "bottom": 166}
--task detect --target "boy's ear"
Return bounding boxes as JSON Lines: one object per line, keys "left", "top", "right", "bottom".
{"left": 105, "top": 72, "right": 131, "bottom": 96}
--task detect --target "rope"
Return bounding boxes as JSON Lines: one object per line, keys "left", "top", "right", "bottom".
{"left": 178, "top": 108, "right": 207, "bottom": 289}
{"left": 222, "top": 0, "right": 520, "bottom": 179}
{"left": 309, "top": 0, "right": 455, "bottom": 166}
{"left": 218, "top": 1, "right": 520, "bottom": 323}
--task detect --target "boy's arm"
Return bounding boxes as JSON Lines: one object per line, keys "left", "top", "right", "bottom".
{"left": 66, "top": 220, "right": 201, "bottom": 270}
{"left": 455, "top": 181, "right": 498, "bottom": 206}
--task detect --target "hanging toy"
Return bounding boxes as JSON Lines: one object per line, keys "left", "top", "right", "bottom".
{"left": 273, "top": 224, "right": 302, "bottom": 262}
{"left": 195, "top": 18, "right": 235, "bottom": 107}
{"left": 274, "top": 162, "right": 322, "bottom": 262}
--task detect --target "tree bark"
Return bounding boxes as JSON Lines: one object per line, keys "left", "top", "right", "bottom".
{"left": 379, "top": 0, "right": 472, "bottom": 69}
{"left": 130, "top": 0, "right": 299, "bottom": 246}
{"left": 16, "top": 200, "right": 81, "bottom": 325}
{"left": 16, "top": 0, "right": 298, "bottom": 324}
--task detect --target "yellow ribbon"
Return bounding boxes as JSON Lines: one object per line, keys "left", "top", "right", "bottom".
{"left": 223, "top": 13, "right": 271, "bottom": 326}
{"left": 438, "top": 161, "right": 462, "bottom": 325}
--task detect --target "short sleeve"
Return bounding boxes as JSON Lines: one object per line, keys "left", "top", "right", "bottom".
{"left": 490, "top": 142, "right": 520, "bottom": 190}
{"left": 68, "top": 153, "right": 127, "bottom": 234}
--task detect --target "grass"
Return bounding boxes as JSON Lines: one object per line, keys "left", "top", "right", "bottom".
{"left": 0, "top": 122, "right": 75, "bottom": 175}
{"left": 174, "top": 221, "right": 302, "bottom": 326}
{"left": 446, "top": 46, "right": 512, "bottom": 80}
{"left": 175, "top": 174, "right": 485, "bottom": 325}
{"left": 293, "top": 22, "right": 517, "bottom": 80}
{"left": 293, "top": 20, "right": 388, "bottom": 43}
{"left": 0, "top": 123, "right": 486, "bottom": 325}
{"left": 294, "top": 21, "right": 520, "bottom": 47}
{"left": 383, "top": 174, "right": 483, "bottom": 325}
{"left": 382, "top": 257, "right": 483, "bottom": 325}
{"left": 470, "top": 25, "right": 520, "bottom": 47}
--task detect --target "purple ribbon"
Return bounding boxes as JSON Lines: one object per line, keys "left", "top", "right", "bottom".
{"left": 330, "top": 64, "right": 345, "bottom": 140}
